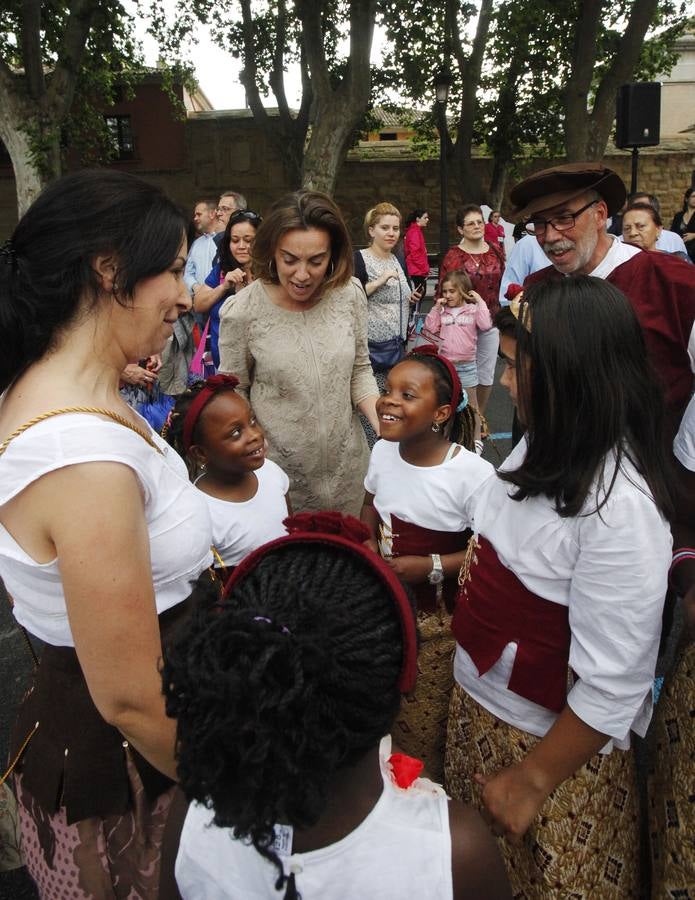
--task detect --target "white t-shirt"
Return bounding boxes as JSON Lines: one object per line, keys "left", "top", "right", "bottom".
{"left": 364, "top": 438, "right": 494, "bottom": 550}
{"left": 175, "top": 736, "right": 453, "bottom": 900}
{"left": 0, "top": 413, "right": 213, "bottom": 646}
{"left": 198, "top": 459, "right": 289, "bottom": 567}
{"left": 454, "top": 436, "right": 671, "bottom": 750}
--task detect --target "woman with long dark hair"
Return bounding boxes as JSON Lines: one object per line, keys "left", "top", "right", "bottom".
{"left": 0, "top": 170, "right": 213, "bottom": 896}
{"left": 191, "top": 208, "right": 262, "bottom": 369}
{"left": 446, "top": 276, "right": 673, "bottom": 898}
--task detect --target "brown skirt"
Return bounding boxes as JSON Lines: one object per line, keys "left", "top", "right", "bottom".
{"left": 648, "top": 641, "right": 695, "bottom": 898}
{"left": 445, "top": 683, "right": 640, "bottom": 899}
{"left": 15, "top": 754, "right": 181, "bottom": 900}
{"left": 393, "top": 610, "right": 455, "bottom": 784}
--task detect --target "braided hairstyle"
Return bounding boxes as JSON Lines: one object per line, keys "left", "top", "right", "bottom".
{"left": 162, "top": 543, "right": 409, "bottom": 897}
{"left": 406, "top": 351, "right": 476, "bottom": 448}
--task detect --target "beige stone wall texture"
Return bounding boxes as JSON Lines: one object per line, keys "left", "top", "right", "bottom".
{"left": 1, "top": 113, "right": 694, "bottom": 249}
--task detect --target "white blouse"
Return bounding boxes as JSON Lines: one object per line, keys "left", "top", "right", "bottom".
{"left": 674, "top": 392, "right": 695, "bottom": 472}
{"left": 454, "top": 437, "right": 672, "bottom": 750}
{"left": 0, "top": 413, "right": 213, "bottom": 645}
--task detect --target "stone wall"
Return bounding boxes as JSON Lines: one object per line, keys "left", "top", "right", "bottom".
{"left": 1, "top": 109, "right": 694, "bottom": 249}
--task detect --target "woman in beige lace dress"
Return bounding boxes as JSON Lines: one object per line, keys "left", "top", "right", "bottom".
{"left": 218, "top": 191, "right": 379, "bottom": 515}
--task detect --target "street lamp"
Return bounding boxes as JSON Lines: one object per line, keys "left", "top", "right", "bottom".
{"left": 434, "top": 68, "right": 451, "bottom": 268}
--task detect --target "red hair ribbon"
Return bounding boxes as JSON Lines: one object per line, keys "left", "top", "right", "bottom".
{"left": 221, "top": 512, "right": 418, "bottom": 694}
{"left": 406, "top": 344, "right": 462, "bottom": 415}
{"left": 182, "top": 374, "right": 240, "bottom": 453}
{"left": 504, "top": 282, "right": 524, "bottom": 302}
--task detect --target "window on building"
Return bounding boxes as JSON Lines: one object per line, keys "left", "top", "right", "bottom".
{"left": 104, "top": 115, "right": 135, "bottom": 160}
{"left": 379, "top": 132, "right": 397, "bottom": 141}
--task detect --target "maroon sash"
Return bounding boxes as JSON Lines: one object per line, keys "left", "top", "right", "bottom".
{"left": 386, "top": 514, "right": 470, "bottom": 614}
{"left": 452, "top": 536, "right": 571, "bottom": 713}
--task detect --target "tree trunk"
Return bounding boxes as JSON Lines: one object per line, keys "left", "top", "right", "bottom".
{"left": 301, "top": 117, "right": 352, "bottom": 194}
{"left": 0, "top": 90, "right": 60, "bottom": 216}
{"left": 487, "top": 159, "right": 509, "bottom": 210}
{"left": 565, "top": 0, "right": 660, "bottom": 160}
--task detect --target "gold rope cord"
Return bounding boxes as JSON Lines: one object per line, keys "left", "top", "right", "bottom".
{"left": 457, "top": 533, "right": 480, "bottom": 587}
{"left": 0, "top": 407, "right": 163, "bottom": 456}
{"left": 0, "top": 721, "right": 39, "bottom": 787}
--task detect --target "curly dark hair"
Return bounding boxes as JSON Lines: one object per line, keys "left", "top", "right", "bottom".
{"left": 406, "top": 352, "right": 477, "bottom": 448}
{"left": 162, "top": 543, "right": 410, "bottom": 897}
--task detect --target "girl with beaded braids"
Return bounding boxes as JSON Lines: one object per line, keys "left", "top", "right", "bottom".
{"left": 360, "top": 349, "right": 494, "bottom": 781}
{"left": 164, "top": 374, "right": 291, "bottom": 569}
{"left": 165, "top": 513, "right": 511, "bottom": 900}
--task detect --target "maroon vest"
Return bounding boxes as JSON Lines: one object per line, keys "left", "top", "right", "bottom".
{"left": 452, "top": 536, "right": 571, "bottom": 713}
{"left": 385, "top": 514, "right": 470, "bottom": 614}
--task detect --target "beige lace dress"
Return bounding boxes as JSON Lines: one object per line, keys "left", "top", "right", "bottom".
{"left": 218, "top": 277, "right": 377, "bottom": 515}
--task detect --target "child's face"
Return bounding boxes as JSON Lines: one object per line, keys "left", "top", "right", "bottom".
{"left": 195, "top": 391, "right": 265, "bottom": 475}
{"left": 376, "top": 360, "right": 449, "bottom": 441}
{"left": 442, "top": 282, "right": 465, "bottom": 307}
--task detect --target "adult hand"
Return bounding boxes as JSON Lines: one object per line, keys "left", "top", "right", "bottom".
{"left": 145, "top": 354, "right": 162, "bottom": 374}
{"left": 121, "top": 363, "right": 157, "bottom": 387}
{"left": 474, "top": 761, "right": 550, "bottom": 846}
{"left": 385, "top": 554, "right": 432, "bottom": 584}
{"left": 363, "top": 538, "right": 379, "bottom": 555}
{"left": 380, "top": 269, "right": 399, "bottom": 286}
{"left": 466, "top": 290, "right": 484, "bottom": 305}
{"left": 225, "top": 268, "right": 246, "bottom": 289}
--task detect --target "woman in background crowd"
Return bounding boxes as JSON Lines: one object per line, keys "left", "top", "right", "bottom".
{"left": 670, "top": 187, "right": 695, "bottom": 263}
{"left": 438, "top": 204, "right": 504, "bottom": 418}
{"left": 192, "top": 209, "right": 262, "bottom": 370}
{"left": 484, "top": 210, "right": 506, "bottom": 259}
{"left": 404, "top": 208, "right": 431, "bottom": 297}
{"left": 218, "top": 190, "right": 379, "bottom": 516}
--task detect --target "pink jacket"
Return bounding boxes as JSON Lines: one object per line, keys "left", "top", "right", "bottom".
{"left": 424, "top": 301, "right": 492, "bottom": 362}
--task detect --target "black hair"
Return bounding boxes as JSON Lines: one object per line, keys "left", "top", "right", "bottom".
{"left": 682, "top": 187, "right": 694, "bottom": 211}
{"left": 496, "top": 276, "right": 674, "bottom": 519}
{"left": 219, "top": 210, "right": 262, "bottom": 274}
{"left": 404, "top": 352, "right": 477, "bottom": 448}
{"left": 164, "top": 380, "right": 241, "bottom": 474}
{"left": 494, "top": 305, "right": 518, "bottom": 339}
{"left": 404, "top": 208, "right": 427, "bottom": 227}
{"left": 0, "top": 169, "right": 187, "bottom": 392}
{"left": 162, "top": 543, "right": 409, "bottom": 897}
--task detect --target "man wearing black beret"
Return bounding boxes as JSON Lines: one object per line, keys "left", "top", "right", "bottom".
{"left": 511, "top": 162, "right": 695, "bottom": 430}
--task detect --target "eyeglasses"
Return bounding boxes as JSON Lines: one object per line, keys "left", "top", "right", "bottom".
{"left": 527, "top": 200, "right": 597, "bottom": 235}
{"left": 217, "top": 204, "right": 236, "bottom": 214}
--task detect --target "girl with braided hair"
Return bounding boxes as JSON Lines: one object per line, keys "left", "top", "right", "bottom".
{"left": 360, "top": 349, "right": 494, "bottom": 780}
{"left": 165, "top": 513, "right": 510, "bottom": 899}
{"left": 165, "top": 374, "right": 290, "bottom": 568}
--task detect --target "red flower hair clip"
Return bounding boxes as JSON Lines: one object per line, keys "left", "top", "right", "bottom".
{"left": 388, "top": 752, "right": 424, "bottom": 789}
{"left": 284, "top": 511, "right": 370, "bottom": 544}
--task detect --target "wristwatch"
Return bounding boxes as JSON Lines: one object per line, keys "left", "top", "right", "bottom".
{"left": 427, "top": 554, "right": 444, "bottom": 585}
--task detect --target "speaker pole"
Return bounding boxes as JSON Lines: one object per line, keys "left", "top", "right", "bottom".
{"left": 630, "top": 146, "right": 639, "bottom": 194}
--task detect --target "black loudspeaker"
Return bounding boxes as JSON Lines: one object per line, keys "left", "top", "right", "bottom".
{"left": 615, "top": 82, "right": 661, "bottom": 148}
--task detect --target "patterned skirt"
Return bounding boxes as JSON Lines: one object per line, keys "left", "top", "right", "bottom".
{"left": 393, "top": 611, "right": 455, "bottom": 784}
{"left": 445, "top": 683, "right": 640, "bottom": 899}
{"left": 648, "top": 641, "right": 695, "bottom": 898}
{"left": 14, "top": 753, "right": 180, "bottom": 900}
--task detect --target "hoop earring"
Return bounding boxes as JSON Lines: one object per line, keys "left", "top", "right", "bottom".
{"left": 431, "top": 422, "right": 441, "bottom": 433}
{"left": 269, "top": 258, "right": 278, "bottom": 280}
